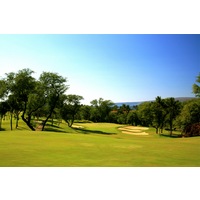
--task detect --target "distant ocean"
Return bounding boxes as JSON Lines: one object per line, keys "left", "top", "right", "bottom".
{"left": 114, "top": 97, "right": 196, "bottom": 107}
{"left": 114, "top": 102, "right": 142, "bottom": 107}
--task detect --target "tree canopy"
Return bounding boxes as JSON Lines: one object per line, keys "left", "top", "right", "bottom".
{"left": 193, "top": 72, "right": 200, "bottom": 97}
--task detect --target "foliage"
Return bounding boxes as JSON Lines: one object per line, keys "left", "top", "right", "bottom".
{"left": 38, "top": 72, "right": 68, "bottom": 130}
{"left": 193, "top": 72, "right": 200, "bottom": 97}
{"left": 60, "top": 94, "right": 83, "bottom": 127}
{"left": 151, "top": 96, "right": 167, "bottom": 134}
{"left": 0, "top": 69, "right": 68, "bottom": 131}
{"left": 164, "top": 97, "right": 182, "bottom": 136}
{"left": 90, "top": 98, "right": 114, "bottom": 122}
{"left": 0, "top": 101, "right": 9, "bottom": 130}
{"left": 79, "top": 105, "right": 92, "bottom": 121}
{"left": 136, "top": 102, "right": 153, "bottom": 127}
{"left": 0, "top": 79, "right": 7, "bottom": 99}
{"left": 183, "top": 122, "right": 200, "bottom": 137}
{"left": 177, "top": 99, "right": 200, "bottom": 130}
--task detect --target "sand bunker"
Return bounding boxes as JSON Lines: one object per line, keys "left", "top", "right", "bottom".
{"left": 118, "top": 126, "right": 149, "bottom": 135}
{"left": 72, "top": 125, "right": 84, "bottom": 129}
{"left": 124, "top": 126, "right": 149, "bottom": 130}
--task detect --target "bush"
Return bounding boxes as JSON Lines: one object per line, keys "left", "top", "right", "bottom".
{"left": 183, "top": 122, "right": 200, "bottom": 137}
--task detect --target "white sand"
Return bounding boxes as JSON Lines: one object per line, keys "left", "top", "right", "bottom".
{"left": 72, "top": 125, "right": 84, "bottom": 129}
{"left": 119, "top": 126, "right": 149, "bottom": 135}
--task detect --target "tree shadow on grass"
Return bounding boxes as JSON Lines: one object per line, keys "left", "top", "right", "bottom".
{"left": 43, "top": 124, "right": 64, "bottom": 129}
{"left": 43, "top": 127, "right": 68, "bottom": 133}
{"left": 160, "top": 133, "right": 182, "bottom": 138}
{"left": 43, "top": 125, "right": 69, "bottom": 133}
{"left": 72, "top": 127, "right": 116, "bottom": 135}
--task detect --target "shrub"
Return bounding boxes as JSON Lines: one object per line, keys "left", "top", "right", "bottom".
{"left": 183, "top": 122, "right": 200, "bottom": 137}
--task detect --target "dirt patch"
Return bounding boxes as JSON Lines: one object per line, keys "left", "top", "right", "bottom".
{"left": 36, "top": 125, "right": 43, "bottom": 131}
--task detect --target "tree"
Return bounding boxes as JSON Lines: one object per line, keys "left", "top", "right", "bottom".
{"left": 0, "top": 79, "right": 7, "bottom": 100}
{"left": 127, "top": 111, "right": 139, "bottom": 126}
{"left": 136, "top": 102, "right": 153, "bottom": 127}
{"left": 39, "top": 72, "right": 68, "bottom": 131}
{"left": 80, "top": 105, "right": 92, "bottom": 121}
{"left": 1, "top": 69, "right": 69, "bottom": 131}
{"left": 183, "top": 122, "right": 200, "bottom": 137}
{"left": 60, "top": 94, "right": 83, "bottom": 127}
{"left": 151, "top": 96, "right": 168, "bottom": 134}
{"left": 165, "top": 98, "right": 181, "bottom": 136}
{"left": 177, "top": 99, "right": 200, "bottom": 131}
{"left": 6, "top": 69, "right": 36, "bottom": 131}
{"left": 0, "top": 101, "right": 9, "bottom": 130}
{"left": 193, "top": 72, "right": 200, "bottom": 97}
{"left": 90, "top": 98, "right": 114, "bottom": 122}
{"left": 119, "top": 104, "right": 131, "bottom": 124}
{"left": 7, "top": 95, "right": 22, "bottom": 130}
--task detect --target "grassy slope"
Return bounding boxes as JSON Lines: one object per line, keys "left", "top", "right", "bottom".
{"left": 0, "top": 119, "right": 200, "bottom": 166}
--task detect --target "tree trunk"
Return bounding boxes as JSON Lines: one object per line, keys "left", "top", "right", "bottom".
{"left": 10, "top": 112, "right": 13, "bottom": 130}
{"left": 41, "top": 95, "right": 59, "bottom": 131}
{"left": 16, "top": 117, "right": 19, "bottom": 129}
{"left": 51, "top": 117, "right": 54, "bottom": 126}
{"left": 169, "top": 121, "right": 173, "bottom": 136}
{"left": 15, "top": 112, "right": 19, "bottom": 129}
{"left": 21, "top": 102, "right": 35, "bottom": 131}
{"left": 67, "top": 118, "right": 74, "bottom": 127}
{"left": 0, "top": 114, "right": 2, "bottom": 130}
{"left": 156, "top": 127, "right": 158, "bottom": 134}
{"left": 41, "top": 109, "right": 54, "bottom": 131}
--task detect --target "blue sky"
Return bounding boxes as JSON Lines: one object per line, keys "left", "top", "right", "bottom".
{"left": 0, "top": 34, "right": 199, "bottom": 104}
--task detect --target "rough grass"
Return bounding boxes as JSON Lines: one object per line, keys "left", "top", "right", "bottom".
{"left": 0, "top": 119, "right": 200, "bottom": 166}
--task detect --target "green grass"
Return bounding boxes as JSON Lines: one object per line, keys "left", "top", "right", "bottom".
{"left": 0, "top": 119, "right": 200, "bottom": 166}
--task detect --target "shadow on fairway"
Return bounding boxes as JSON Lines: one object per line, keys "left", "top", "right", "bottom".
{"left": 43, "top": 128, "right": 68, "bottom": 133}
{"left": 72, "top": 127, "right": 116, "bottom": 135}
{"left": 43, "top": 125, "right": 69, "bottom": 133}
{"left": 160, "top": 133, "right": 182, "bottom": 138}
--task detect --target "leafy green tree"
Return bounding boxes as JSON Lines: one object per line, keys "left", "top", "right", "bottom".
{"left": 80, "top": 105, "right": 92, "bottom": 121}
{"left": 7, "top": 95, "right": 23, "bottom": 130}
{"left": 151, "top": 96, "right": 168, "bottom": 134}
{"left": 60, "top": 94, "right": 83, "bottom": 127}
{"left": 127, "top": 111, "right": 139, "bottom": 126}
{"left": 1, "top": 69, "right": 69, "bottom": 131}
{"left": 0, "top": 79, "right": 7, "bottom": 100}
{"left": 5, "top": 69, "right": 36, "bottom": 130}
{"left": 136, "top": 102, "right": 153, "bottom": 127}
{"left": 165, "top": 97, "right": 181, "bottom": 136}
{"left": 119, "top": 104, "right": 131, "bottom": 124}
{"left": 90, "top": 98, "right": 114, "bottom": 122}
{"left": 177, "top": 99, "right": 200, "bottom": 131}
{"left": 0, "top": 101, "right": 9, "bottom": 130}
{"left": 193, "top": 72, "right": 200, "bottom": 97}
{"left": 39, "top": 72, "right": 68, "bottom": 131}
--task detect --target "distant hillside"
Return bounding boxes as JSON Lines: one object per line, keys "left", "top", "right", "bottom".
{"left": 115, "top": 97, "right": 196, "bottom": 107}
{"left": 173, "top": 97, "right": 196, "bottom": 102}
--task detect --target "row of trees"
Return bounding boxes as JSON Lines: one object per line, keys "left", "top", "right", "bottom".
{"left": 77, "top": 73, "right": 200, "bottom": 136}
{"left": 0, "top": 69, "right": 199, "bottom": 137}
{"left": 77, "top": 97, "right": 181, "bottom": 135}
{"left": 0, "top": 69, "right": 83, "bottom": 131}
